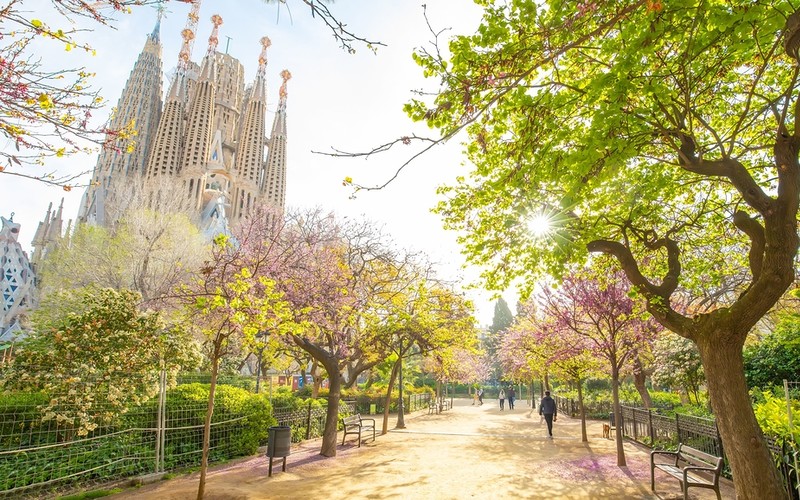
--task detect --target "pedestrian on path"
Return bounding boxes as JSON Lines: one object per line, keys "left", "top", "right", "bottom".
{"left": 507, "top": 386, "right": 516, "bottom": 410}
{"left": 477, "top": 388, "right": 484, "bottom": 406}
{"left": 539, "top": 390, "right": 557, "bottom": 438}
{"left": 499, "top": 388, "right": 506, "bottom": 410}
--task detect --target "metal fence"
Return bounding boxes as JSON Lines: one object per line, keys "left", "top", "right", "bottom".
{"left": 554, "top": 392, "right": 799, "bottom": 499}
{"left": 273, "top": 400, "right": 355, "bottom": 443}
{"left": 0, "top": 370, "right": 355, "bottom": 498}
{"left": 347, "top": 393, "right": 432, "bottom": 416}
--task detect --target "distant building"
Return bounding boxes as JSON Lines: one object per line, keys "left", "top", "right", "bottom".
{"left": 0, "top": 215, "right": 35, "bottom": 342}
{"left": 75, "top": 7, "right": 290, "bottom": 236}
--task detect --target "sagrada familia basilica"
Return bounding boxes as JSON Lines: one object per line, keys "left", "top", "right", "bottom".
{"left": 1, "top": 2, "right": 290, "bottom": 343}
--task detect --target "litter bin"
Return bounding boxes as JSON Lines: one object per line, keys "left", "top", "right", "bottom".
{"left": 266, "top": 426, "right": 291, "bottom": 476}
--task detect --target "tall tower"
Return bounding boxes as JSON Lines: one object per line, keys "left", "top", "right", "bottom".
{"left": 145, "top": 0, "right": 202, "bottom": 207}
{"left": 78, "top": 17, "right": 164, "bottom": 225}
{"left": 71, "top": 1, "right": 291, "bottom": 239}
{"left": 180, "top": 14, "right": 223, "bottom": 210}
{"left": 1, "top": 215, "right": 36, "bottom": 341}
{"left": 232, "top": 37, "right": 270, "bottom": 221}
{"left": 262, "top": 69, "right": 291, "bottom": 209}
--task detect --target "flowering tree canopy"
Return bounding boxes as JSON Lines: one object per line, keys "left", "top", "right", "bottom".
{"left": 540, "top": 265, "right": 657, "bottom": 464}
{"left": 2, "top": 286, "right": 196, "bottom": 437}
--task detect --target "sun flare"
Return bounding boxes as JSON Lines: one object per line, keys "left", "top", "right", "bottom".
{"left": 527, "top": 214, "right": 551, "bottom": 237}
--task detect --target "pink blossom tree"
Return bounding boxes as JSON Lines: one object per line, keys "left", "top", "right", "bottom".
{"left": 540, "top": 264, "right": 658, "bottom": 465}
{"left": 500, "top": 300, "right": 602, "bottom": 441}
{"left": 263, "top": 208, "right": 414, "bottom": 457}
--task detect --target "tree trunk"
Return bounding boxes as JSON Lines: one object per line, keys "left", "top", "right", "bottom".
{"left": 632, "top": 356, "right": 652, "bottom": 409}
{"left": 577, "top": 378, "right": 587, "bottom": 443}
{"left": 611, "top": 367, "right": 626, "bottom": 466}
{"left": 196, "top": 351, "right": 220, "bottom": 500}
{"left": 381, "top": 359, "right": 400, "bottom": 435}
{"left": 698, "top": 335, "right": 787, "bottom": 499}
{"left": 310, "top": 360, "right": 322, "bottom": 398}
{"left": 319, "top": 367, "right": 341, "bottom": 457}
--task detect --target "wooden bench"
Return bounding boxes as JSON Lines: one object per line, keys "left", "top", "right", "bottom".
{"left": 428, "top": 398, "right": 452, "bottom": 414}
{"left": 340, "top": 414, "right": 376, "bottom": 447}
{"left": 650, "top": 443, "right": 723, "bottom": 500}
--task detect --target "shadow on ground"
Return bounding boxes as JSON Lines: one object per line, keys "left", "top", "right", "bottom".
{"left": 108, "top": 398, "right": 735, "bottom": 499}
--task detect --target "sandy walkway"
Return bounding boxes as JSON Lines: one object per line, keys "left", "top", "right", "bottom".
{"left": 109, "top": 398, "right": 735, "bottom": 499}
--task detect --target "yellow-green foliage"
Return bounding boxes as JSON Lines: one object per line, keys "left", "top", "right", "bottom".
{"left": 752, "top": 389, "right": 800, "bottom": 443}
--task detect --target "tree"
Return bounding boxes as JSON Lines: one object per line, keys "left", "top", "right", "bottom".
{"left": 260, "top": 0, "right": 384, "bottom": 54}
{"left": 498, "top": 304, "right": 550, "bottom": 401}
{"left": 485, "top": 297, "right": 514, "bottom": 380}
{"left": 267, "top": 209, "right": 404, "bottom": 457}
{"left": 652, "top": 332, "right": 705, "bottom": 404}
{"left": 501, "top": 299, "right": 602, "bottom": 442}
{"left": 374, "top": 279, "right": 478, "bottom": 431}
{"left": 423, "top": 345, "right": 489, "bottom": 395}
{"left": 1, "top": 286, "right": 196, "bottom": 437}
{"left": 40, "top": 206, "right": 206, "bottom": 304}
{"left": 0, "top": 1, "right": 151, "bottom": 187}
{"left": 540, "top": 266, "right": 657, "bottom": 465}
{"left": 489, "top": 297, "right": 514, "bottom": 334}
{"left": 178, "top": 217, "right": 296, "bottom": 500}
{"left": 403, "top": 2, "right": 799, "bottom": 496}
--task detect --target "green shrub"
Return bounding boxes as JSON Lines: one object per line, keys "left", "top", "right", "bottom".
{"left": 649, "top": 391, "right": 682, "bottom": 409}
{"left": 162, "top": 383, "right": 275, "bottom": 464}
{"left": 270, "top": 386, "right": 303, "bottom": 410}
{"left": 0, "top": 391, "right": 52, "bottom": 448}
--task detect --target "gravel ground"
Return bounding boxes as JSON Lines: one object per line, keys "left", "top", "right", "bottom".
{"left": 109, "top": 398, "right": 736, "bottom": 499}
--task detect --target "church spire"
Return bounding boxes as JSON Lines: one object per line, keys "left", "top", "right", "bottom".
{"left": 144, "top": 1, "right": 203, "bottom": 184}
{"left": 77, "top": 12, "right": 164, "bottom": 226}
{"left": 262, "top": 69, "right": 290, "bottom": 209}
{"left": 231, "top": 37, "right": 270, "bottom": 220}
{"left": 181, "top": 15, "right": 223, "bottom": 210}
{"left": 149, "top": 10, "right": 162, "bottom": 43}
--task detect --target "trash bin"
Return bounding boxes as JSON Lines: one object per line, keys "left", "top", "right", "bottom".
{"left": 266, "top": 426, "right": 291, "bottom": 476}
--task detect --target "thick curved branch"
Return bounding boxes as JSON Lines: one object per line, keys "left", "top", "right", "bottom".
{"left": 732, "top": 210, "right": 765, "bottom": 281}
{"left": 587, "top": 239, "right": 688, "bottom": 334}
{"left": 676, "top": 132, "right": 773, "bottom": 214}
{"left": 587, "top": 240, "right": 657, "bottom": 294}
{"left": 642, "top": 237, "right": 681, "bottom": 297}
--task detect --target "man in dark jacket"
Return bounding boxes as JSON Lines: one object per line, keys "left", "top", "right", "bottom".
{"left": 539, "top": 391, "right": 557, "bottom": 438}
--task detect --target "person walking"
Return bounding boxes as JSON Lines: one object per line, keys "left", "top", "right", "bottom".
{"left": 477, "top": 388, "right": 484, "bottom": 406}
{"left": 507, "top": 386, "right": 516, "bottom": 410}
{"left": 539, "top": 390, "right": 557, "bottom": 438}
{"left": 498, "top": 388, "right": 506, "bottom": 410}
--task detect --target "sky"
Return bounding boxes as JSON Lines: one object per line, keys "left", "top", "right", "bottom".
{"left": 0, "top": 0, "right": 517, "bottom": 326}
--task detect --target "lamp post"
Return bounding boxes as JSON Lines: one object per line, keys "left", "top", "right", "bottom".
{"left": 395, "top": 337, "right": 406, "bottom": 429}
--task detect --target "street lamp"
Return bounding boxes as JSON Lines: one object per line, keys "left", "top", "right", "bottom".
{"left": 395, "top": 338, "right": 406, "bottom": 429}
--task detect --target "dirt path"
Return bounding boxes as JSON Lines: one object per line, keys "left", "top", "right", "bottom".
{"left": 109, "top": 398, "right": 735, "bottom": 499}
